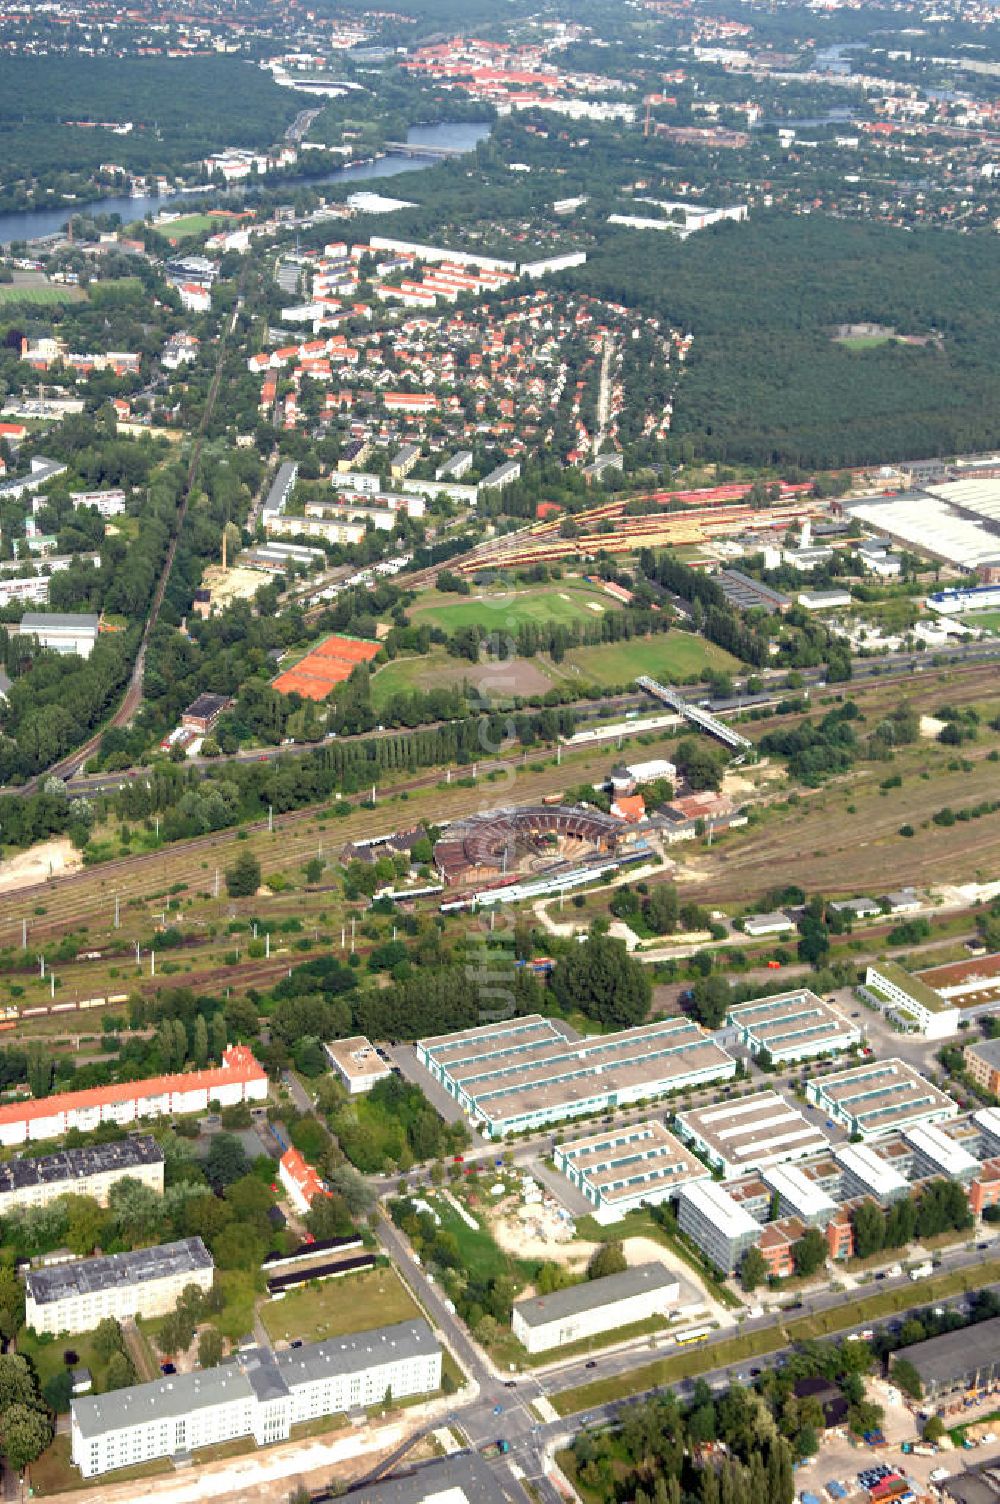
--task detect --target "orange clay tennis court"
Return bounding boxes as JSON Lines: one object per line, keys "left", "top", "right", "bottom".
{"left": 272, "top": 635, "right": 380, "bottom": 701}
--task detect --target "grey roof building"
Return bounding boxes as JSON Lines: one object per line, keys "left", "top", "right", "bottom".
{"left": 71, "top": 1320, "right": 441, "bottom": 1477}
{"left": 511, "top": 1263, "right": 679, "bottom": 1353}
{"left": 0, "top": 1135, "right": 163, "bottom": 1207}
{"left": 352, "top": 1455, "right": 511, "bottom": 1504}
{"left": 28, "top": 1237, "right": 211, "bottom": 1310}
{"left": 895, "top": 1316, "right": 1000, "bottom": 1408}
{"left": 27, "top": 1237, "right": 214, "bottom": 1334}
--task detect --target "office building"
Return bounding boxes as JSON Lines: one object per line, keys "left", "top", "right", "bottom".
{"left": 806, "top": 1059, "right": 957, "bottom": 1139}
{"left": 416, "top": 1015, "right": 736, "bottom": 1139}
{"left": 760, "top": 1162, "right": 837, "bottom": 1227}
{"left": 862, "top": 961, "right": 959, "bottom": 1039}
{"left": 676, "top": 1179, "right": 760, "bottom": 1273}
{"left": 974, "top": 1108, "right": 1000, "bottom": 1160}
{"left": 895, "top": 1316, "right": 1000, "bottom": 1411}
{"left": 553, "top": 1120, "right": 709, "bottom": 1225}
{"left": 0, "top": 1045, "right": 268, "bottom": 1147}
{"left": 674, "top": 1091, "right": 829, "bottom": 1179}
{"left": 71, "top": 1320, "right": 440, "bottom": 1477}
{"left": 726, "top": 991, "right": 861, "bottom": 1064}
{"left": 918, "top": 953, "right": 1000, "bottom": 1016}
{"left": 834, "top": 1143, "right": 909, "bottom": 1204}
{"left": 0, "top": 1137, "right": 164, "bottom": 1215}
{"left": 904, "top": 1123, "right": 979, "bottom": 1184}
{"left": 511, "top": 1264, "right": 679, "bottom": 1355}
{"left": 27, "top": 1237, "right": 213, "bottom": 1336}
{"left": 324, "top": 1036, "right": 392, "bottom": 1095}
{"left": 970, "top": 1042, "right": 1000, "bottom": 1099}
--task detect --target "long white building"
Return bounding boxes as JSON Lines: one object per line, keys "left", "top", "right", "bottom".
{"left": 0, "top": 1046, "right": 268, "bottom": 1148}
{"left": 417, "top": 1015, "right": 735, "bottom": 1138}
{"left": 71, "top": 1320, "right": 440, "bottom": 1477}
{"left": 26, "top": 1238, "right": 214, "bottom": 1336}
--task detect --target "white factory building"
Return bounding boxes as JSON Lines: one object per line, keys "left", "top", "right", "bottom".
{"left": 553, "top": 1120, "right": 709, "bottom": 1224}
{"left": 72, "top": 1321, "right": 440, "bottom": 1477}
{"left": 511, "top": 1263, "right": 679, "bottom": 1354}
{"left": 674, "top": 1091, "right": 829, "bottom": 1179}
{"left": 726, "top": 990, "right": 861, "bottom": 1063}
{"left": 416, "top": 1015, "right": 736, "bottom": 1138}
{"left": 26, "top": 1238, "right": 214, "bottom": 1336}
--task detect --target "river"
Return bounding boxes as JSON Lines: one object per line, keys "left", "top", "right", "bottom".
{"left": 0, "top": 120, "right": 490, "bottom": 246}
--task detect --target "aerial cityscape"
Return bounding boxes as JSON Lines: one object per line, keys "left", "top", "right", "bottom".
{"left": 0, "top": 1, "right": 997, "bottom": 1503}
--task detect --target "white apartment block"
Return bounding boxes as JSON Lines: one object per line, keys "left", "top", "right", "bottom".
{"left": 26, "top": 1238, "right": 214, "bottom": 1336}
{"left": 0, "top": 1136, "right": 164, "bottom": 1215}
{"left": 71, "top": 1320, "right": 440, "bottom": 1477}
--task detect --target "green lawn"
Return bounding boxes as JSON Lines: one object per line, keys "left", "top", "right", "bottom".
{"left": 0, "top": 282, "right": 83, "bottom": 305}
{"left": 555, "top": 633, "right": 740, "bottom": 689}
{"left": 964, "top": 611, "right": 1000, "bottom": 634}
{"left": 155, "top": 213, "right": 215, "bottom": 238}
{"left": 434, "top": 1195, "right": 536, "bottom": 1285}
{"left": 410, "top": 580, "right": 612, "bottom": 633}
{"left": 18, "top": 1329, "right": 111, "bottom": 1410}
{"left": 260, "top": 1266, "right": 422, "bottom": 1344}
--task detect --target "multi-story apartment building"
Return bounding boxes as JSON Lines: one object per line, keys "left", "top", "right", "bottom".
{"left": 71, "top": 1321, "right": 441, "bottom": 1477}
{"left": 0, "top": 1136, "right": 164, "bottom": 1215}
{"left": 0, "top": 1045, "right": 268, "bottom": 1147}
{"left": 26, "top": 1238, "right": 214, "bottom": 1336}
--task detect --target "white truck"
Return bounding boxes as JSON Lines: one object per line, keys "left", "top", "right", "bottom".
{"left": 909, "top": 1260, "right": 933, "bottom": 1281}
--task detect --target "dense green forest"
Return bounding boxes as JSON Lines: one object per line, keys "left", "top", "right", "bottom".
{"left": 0, "top": 56, "right": 298, "bottom": 193}
{"left": 578, "top": 215, "right": 1000, "bottom": 466}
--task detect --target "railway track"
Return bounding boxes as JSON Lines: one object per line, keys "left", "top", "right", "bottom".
{"left": 18, "top": 292, "right": 244, "bottom": 794}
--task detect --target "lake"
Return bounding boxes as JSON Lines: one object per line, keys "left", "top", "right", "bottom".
{"left": 0, "top": 120, "right": 490, "bottom": 246}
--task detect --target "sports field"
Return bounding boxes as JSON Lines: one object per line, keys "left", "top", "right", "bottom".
{"left": 272, "top": 634, "right": 380, "bottom": 700}
{"left": 370, "top": 648, "right": 555, "bottom": 709}
{"left": 0, "top": 282, "right": 84, "bottom": 306}
{"left": 410, "top": 579, "right": 612, "bottom": 633}
{"left": 965, "top": 611, "right": 1000, "bottom": 634}
{"left": 155, "top": 213, "right": 214, "bottom": 238}
{"left": 555, "top": 634, "right": 740, "bottom": 687}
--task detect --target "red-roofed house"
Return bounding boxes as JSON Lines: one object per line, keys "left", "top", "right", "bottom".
{"left": 611, "top": 794, "right": 646, "bottom": 824}
{"left": 279, "top": 1147, "right": 328, "bottom": 1215}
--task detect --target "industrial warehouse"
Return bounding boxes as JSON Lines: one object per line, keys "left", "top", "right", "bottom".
{"left": 893, "top": 1316, "right": 1000, "bottom": 1413}
{"left": 673, "top": 1090, "right": 830, "bottom": 1179}
{"left": 726, "top": 990, "right": 862, "bottom": 1063}
{"left": 553, "top": 1119, "right": 709, "bottom": 1223}
{"left": 511, "top": 1263, "right": 681, "bottom": 1354}
{"left": 805, "top": 1059, "right": 959, "bottom": 1138}
{"left": 415, "top": 1015, "right": 736, "bottom": 1137}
